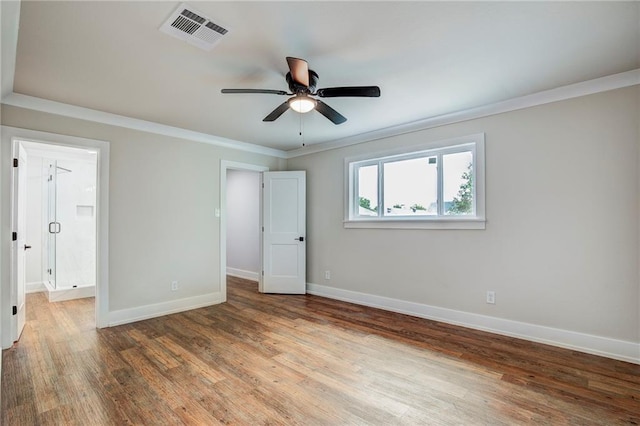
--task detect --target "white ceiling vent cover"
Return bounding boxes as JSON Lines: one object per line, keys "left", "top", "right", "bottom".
{"left": 159, "top": 3, "right": 229, "bottom": 51}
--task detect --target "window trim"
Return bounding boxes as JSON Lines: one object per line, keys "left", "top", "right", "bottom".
{"left": 344, "top": 133, "right": 485, "bottom": 230}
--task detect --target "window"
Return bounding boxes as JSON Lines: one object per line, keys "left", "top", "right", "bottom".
{"left": 345, "top": 134, "right": 485, "bottom": 229}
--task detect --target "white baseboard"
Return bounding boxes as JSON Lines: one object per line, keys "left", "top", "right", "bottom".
{"left": 48, "top": 285, "right": 95, "bottom": 302}
{"left": 26, "top": 281, "right": 46, "bottom": 294}
{"left": 108, "top": 292, "right": 224, "bottom": 327}
{"left": 226, "top": 267, "right": 259, "bottom": 281}
{"left": 306, "top": 283, "right": 640, "bottom": 364}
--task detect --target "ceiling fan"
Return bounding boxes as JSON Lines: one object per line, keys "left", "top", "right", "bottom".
{"left": 221, "top": 57, "right": 380, "bottom": 125}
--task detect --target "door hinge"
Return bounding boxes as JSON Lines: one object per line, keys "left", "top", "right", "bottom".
{"left": 13, "top": 158, "right": 18, "bottom": 167}
{"left": 262, "top": 270, "right": 264, "bottom": 276}
{"left": 12, "top": 306, "right": 17, "bottom": 315}
{"left": 12, "top": 232, "right": 17, "bottom": 241}
{"left": 48, "top": 268, "right": 52, "bottom": 275}
{"left": 262, "top": 226, "right": 264, "bottom": 232}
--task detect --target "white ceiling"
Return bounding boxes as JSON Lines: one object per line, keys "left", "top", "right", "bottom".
{"left": 7, "top": 1, "right": 640, "bottom": 151}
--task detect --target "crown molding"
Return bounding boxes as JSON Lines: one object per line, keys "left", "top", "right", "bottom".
{"left": 2, "top": 69, "right": 638, "bottom": 160}
{"left": 1, "top": 93, "right": 288, "bottom": 159}
{"left": 284, "top": 69, "right": 640, "bottom": 159}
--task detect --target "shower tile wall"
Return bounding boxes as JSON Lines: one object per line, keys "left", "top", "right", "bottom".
{"left": 55, "top": 158, "right": 97, "bottom": 288}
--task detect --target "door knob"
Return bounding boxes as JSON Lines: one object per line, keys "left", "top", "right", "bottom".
{"left": 24, "top": 245, "right": 32, "bottom": 250}
{"left": 295, "top": 237, "right": 304, "bottom": 242}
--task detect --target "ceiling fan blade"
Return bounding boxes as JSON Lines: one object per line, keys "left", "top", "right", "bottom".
{"left": 263, "top": 102, "right": 290, "bottom": 122}
{"left": 221, "top": 89, "right": 288, "bottom": 95}
{"left": 286, "top": 57, "right": 309, "bottom": 87}
{"left": 316, "top": 86, "right": 381, "bottom": 98}
{"left": 315, "top": 100, "right": 347, "bottom": 125}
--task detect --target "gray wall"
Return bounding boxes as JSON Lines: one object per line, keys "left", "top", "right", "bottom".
{"left": 288, "top": 86, "right": 640, "bottom": 343}
{"left": 226, "top": 169, "right": 260, "bottom": 276}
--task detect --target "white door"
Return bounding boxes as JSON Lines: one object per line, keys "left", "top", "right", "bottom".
{"left": 262, "top": 171, "right": 306, "bottom": 294}
{"left": 12, "top": 144, "right": 28, "bottom": 341}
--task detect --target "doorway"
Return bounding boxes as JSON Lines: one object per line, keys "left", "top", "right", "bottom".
{"left": 219, "top": 161, "right": 307, "bottom": 300}
{"left": 225, "top": 169, "right": 261, "bottom": 282}
{"left": 219, "top": 161, "right": 268, "bottom": 300}
{"left": 23, "top": 141, "right": 98, "bottom": 302}
{"left": 4, "top": 126, "right": 110, "bottom": 349}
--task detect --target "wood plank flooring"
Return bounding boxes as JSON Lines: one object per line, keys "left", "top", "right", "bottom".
{"left": 2, "top": 276, "right": 639, "bottom": 425}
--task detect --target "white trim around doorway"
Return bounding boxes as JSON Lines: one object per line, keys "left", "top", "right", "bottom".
{"left": 1, "top": 126, "right": 110, "bottom": 349}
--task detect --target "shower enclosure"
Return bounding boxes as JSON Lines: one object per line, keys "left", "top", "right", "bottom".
{"left": 45, "top": 157, "right": 97, "bottom": 298}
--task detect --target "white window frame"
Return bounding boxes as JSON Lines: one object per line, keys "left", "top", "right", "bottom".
{"left": 344, "top": 133, "right": 485, "bottom": 230}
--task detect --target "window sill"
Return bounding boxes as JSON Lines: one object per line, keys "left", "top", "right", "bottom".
{"left": 343, "top": 218, "right": 486, "bottom": 230}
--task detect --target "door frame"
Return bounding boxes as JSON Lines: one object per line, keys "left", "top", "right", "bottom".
{"left": 219, "top": 160, "right": 268, "bottom": 300}
{"left": 2, "top": 126, "right": 110, "bottom": 349}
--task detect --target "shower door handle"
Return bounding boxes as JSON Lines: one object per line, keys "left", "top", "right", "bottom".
{"left": 48, "top": 222, "right": 62, "bottom": 234}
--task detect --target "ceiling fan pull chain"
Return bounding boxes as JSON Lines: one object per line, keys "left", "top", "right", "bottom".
{"left": 299, "top": 112, "right": 305, "bottom": 147}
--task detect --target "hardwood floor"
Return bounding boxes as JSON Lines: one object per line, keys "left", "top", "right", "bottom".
{"left": 2, "top": 276, "right": 639, "bottom": 425}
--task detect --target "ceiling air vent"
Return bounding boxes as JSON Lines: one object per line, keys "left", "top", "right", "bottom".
{"left": 160, "top": 3, "right": 229, "bottom": 51}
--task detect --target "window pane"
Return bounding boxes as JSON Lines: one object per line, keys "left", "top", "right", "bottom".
{"left": 383, "top": 157, "right": 437, "bottom": 216}
{"left": 443, "top": 151, "right": 473, "bottom": 215}
{"left": 357, "top": 164, "right": 378, "bottom": 216}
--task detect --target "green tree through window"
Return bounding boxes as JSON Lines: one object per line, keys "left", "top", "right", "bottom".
{"left": 359, "top": 197, "right": 376, "bottom": 212}
{"left": 448, "top": 163, "right": 473, "bottom": 215}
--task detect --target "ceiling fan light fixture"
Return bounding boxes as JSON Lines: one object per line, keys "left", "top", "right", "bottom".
{"left": 288, "top": 96, "right": 317, "bottom": 113}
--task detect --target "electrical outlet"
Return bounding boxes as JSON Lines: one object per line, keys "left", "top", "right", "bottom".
{"left": 325, "top": 270, "right": 331, "bottom": 280}
{"left": 486, "top": 291, "right": 495, "bottom": 304}
{"left": 171, "top": 281, "right": 179, "bottom": 291}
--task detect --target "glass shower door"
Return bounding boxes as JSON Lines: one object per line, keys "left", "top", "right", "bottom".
{"left": 47, "top": 161, "right": 58, "bottom": 289}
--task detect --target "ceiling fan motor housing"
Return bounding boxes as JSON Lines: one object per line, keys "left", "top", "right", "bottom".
{"left": 286, "top": 70, "right": 319, "bottom": 93}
